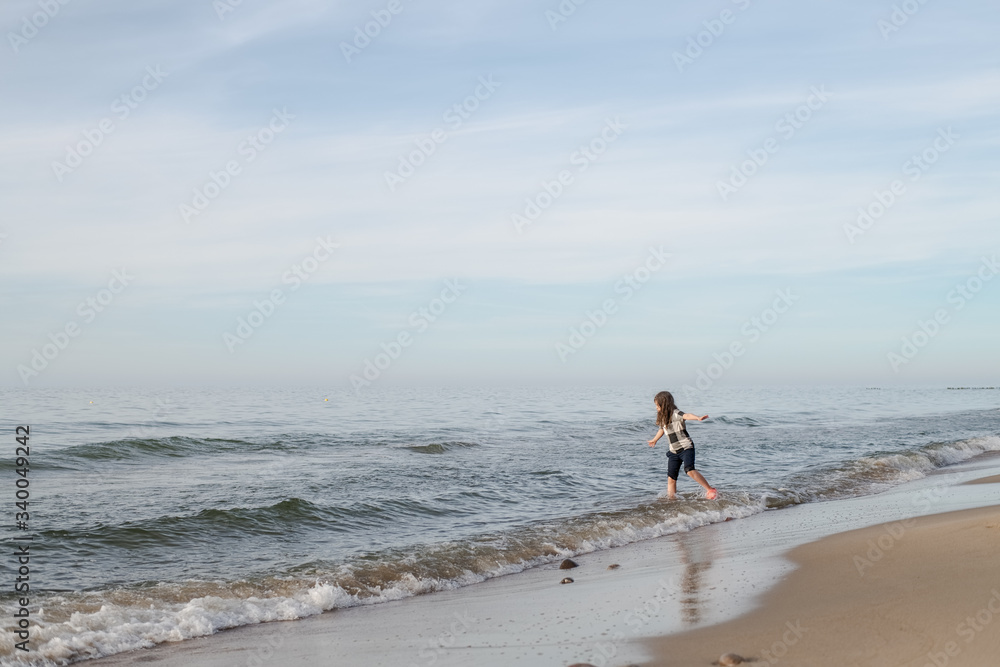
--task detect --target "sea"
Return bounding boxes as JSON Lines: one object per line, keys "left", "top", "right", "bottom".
{"left": 1, "top": 385, "right": 998, "bottom": 665}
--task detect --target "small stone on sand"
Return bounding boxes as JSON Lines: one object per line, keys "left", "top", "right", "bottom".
{"left": 560, "top": 577, "right": 574, "bottom": 584}
{"left": 607, "top": 564, "right": 620, "bottom": 570}
{"left": 559, "top": 558, "right": 578, "bottom": 569}
{"left": 719, "top": 653, "right": 744, "bottom": 666}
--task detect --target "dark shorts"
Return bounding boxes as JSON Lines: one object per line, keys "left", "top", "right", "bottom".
{"left": 667, "top": 447, "right": 696, "bottom": 479}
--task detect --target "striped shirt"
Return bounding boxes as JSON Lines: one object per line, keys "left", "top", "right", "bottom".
{"left": 663, "top": 409, "right": 694, "bottom": 453}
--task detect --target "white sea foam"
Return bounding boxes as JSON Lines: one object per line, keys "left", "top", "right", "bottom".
{"left": 0, "top": 500, "right": 765, "bottom": 666}
{"left": 3, "top": 436, "right": 997, "bottom": 666}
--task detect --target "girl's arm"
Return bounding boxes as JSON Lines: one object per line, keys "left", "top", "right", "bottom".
{"left": 682, "top": 413, "right": 709, "bottom": 421}
{"left": 647, "top": 428, "right": 664, "bottom": 447}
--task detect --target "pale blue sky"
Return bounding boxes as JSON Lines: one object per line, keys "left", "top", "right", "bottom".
{"left": 1, "top": 0, "right": 997, "bottom": 387}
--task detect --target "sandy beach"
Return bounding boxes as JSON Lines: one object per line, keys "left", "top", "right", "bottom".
{"left": 647, "top": 499, "right": 1000, "bottom": 666}
{"left": 82, "top": 454, "right": 1000, "bottom": 667}
{"left": 6, "top": 0, "right": 999, "bottom": 663}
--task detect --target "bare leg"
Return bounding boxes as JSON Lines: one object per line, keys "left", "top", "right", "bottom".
{"left": 688, "top": 470, "right": 716, "bottom": 500}
{"left": 666, "top": 477, "right": 677, "bottom": 500}
{"left": 687, "top": 470, "right": 713, "bottom": 492}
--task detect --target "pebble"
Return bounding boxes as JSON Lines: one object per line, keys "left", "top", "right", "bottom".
{"left": 559, "top": 558, "right": 579, "bottom": 569}
{"left": 719, "top": 653, "right": 744, "bottom": 666}
{"left": 560, "top": 577, "right": 574, "bottom": 584}
{"left": 607, "top": 563, "right": 620, "bottom": 570}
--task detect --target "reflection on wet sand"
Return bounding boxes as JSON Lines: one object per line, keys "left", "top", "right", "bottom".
{"left": 672, "top": 528, "right": 716, "bottom": 625}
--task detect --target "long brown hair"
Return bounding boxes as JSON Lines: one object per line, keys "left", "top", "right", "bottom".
{"left": 654, "top": 391, "right": 679, "bottom": 428}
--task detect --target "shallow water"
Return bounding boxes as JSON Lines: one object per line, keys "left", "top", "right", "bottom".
{"left": 1, "top": 385, "right": 998, "bottom": 664}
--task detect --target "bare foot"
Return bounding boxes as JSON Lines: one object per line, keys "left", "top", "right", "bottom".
{"left": 666, "top": 494, "right": 677, "bottom": 500}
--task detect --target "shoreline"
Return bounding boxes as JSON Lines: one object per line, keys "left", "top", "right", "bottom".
{"left": 647, "top": 497, "right": 1000, "bottom": 666}
{"left": 962, "top": 473, "right": 1000, "bottom": 485}
{"left": 82, "top": 455, "right": 1000, "bottom": 667}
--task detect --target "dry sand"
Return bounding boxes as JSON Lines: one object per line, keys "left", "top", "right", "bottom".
{"left": 647, "top": 504, "right": 1000, "bottom": 667}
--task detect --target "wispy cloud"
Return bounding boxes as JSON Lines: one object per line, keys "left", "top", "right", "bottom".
{"left": 1, "top": 0, "right": 998, "bottom": 386}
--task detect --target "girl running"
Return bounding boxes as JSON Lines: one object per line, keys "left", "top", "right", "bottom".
{"left": 647, "top": 391, "right": 718, "bottom": 500}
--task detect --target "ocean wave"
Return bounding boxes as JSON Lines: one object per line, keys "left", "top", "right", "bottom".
{"left": 0, "top": 495, "right": 761, "bottom": 665}
{"left": 761, "top": 434, "right": 1000, "bottom": 508}
{"left": 3, "top": 435, "right": 998, "bottom": 666}
{"left": 714, "top": 415, "right": 765, "bottom": 427}
{"left": 56, "top": 436, "right": 269, "bottom": 462}
{"left": 41, "top": 497, "right": 461, "bottom": 549}
{"left": 51, "top": 435, "right": 326, "bottom": 464}
{"left": 0, "top": 458, "right": 70, "bottom": 473}
{"left": 617, "top": 420, "right": 655, "bottom": 433}
{"left": 402, "top": 441, "right": 481, "bottom": 454}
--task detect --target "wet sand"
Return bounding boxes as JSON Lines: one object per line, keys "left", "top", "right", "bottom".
{"left": 647, "top": 503, "right": 1000, "bottom": 666}
{"left": 962, "top": 473, "right": 1000, "bottom": 485}
{"left": 88, "top": 463, "right": 1000, "bottom": 667}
